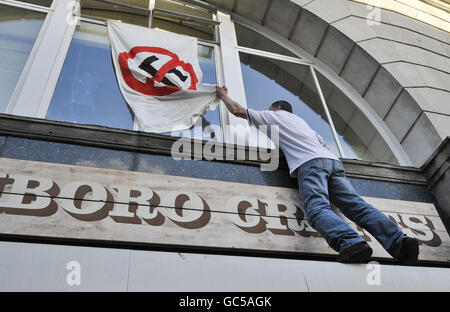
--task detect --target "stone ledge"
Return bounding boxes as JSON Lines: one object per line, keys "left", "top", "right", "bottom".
{"left": 0, "top": 113, "right": 428, "bottom": 185}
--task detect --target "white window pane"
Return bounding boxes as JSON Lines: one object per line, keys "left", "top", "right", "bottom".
{"left": 0, "top": 5, "right": 46, "bottom": 112}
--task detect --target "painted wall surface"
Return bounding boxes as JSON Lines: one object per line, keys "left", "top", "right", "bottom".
{"left": 0, "top": 241, "right": 449, "bottom": 292}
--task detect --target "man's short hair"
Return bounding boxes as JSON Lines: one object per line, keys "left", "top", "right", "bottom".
{"left": 271, "top": 100, "right": 293, "bottom": 113}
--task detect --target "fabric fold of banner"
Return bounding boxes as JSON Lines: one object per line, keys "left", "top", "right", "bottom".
{"left": 107, "top": 21, "right": 219, "bottom": 133}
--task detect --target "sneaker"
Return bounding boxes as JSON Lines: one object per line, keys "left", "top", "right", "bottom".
{"left": 397, "top": 237, "right": 419, "bottom": 265}
{"left": 337, "top": 241, "right": 373, "bottom": 263}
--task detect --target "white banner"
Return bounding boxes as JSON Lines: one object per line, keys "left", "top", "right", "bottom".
{"left": 107, "top": 21, "right": 219, "bottom": 133}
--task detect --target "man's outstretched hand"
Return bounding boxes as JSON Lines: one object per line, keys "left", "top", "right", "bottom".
{"left": 215, "top": 86, "right": 228, "bottom": 100}
{"left": 214, "top": 85, "right": 247, "bottom": 119}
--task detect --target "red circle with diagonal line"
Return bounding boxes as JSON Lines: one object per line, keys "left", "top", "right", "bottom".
{"left": 118, "top": 46, "right": 199, "bottom": 96}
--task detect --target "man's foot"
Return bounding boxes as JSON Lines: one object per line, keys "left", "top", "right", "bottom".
{"left": 337, "top": 241, "right": 373, "bottom": 263}
{"left": 397, "top": 237, "right": 419, "bottom": 265}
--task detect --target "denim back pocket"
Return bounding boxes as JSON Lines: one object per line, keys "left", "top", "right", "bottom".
{"left": 297, "top": 158, "right": 323, "bottom": 182}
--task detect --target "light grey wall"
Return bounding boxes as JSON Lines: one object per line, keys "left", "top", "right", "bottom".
{"left": 208, "top": 0, "right": 450, "bottom": 166}
{"left": 0, "top": 241, "right": 449, "bottom": 291}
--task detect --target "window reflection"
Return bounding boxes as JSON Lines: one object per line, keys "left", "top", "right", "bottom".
{"left": 0, "top": 5, "right": 46, "bottom": 112}
{"left": 316, "top": 71, "right": 399, "bottom": 164}
{"left": 47, "top": 22, "right": 135, "bottom": 129}
{"left": 151, "top": 11, "right": 215, "bottom": 41}
{"left": 16, "top": 0, "right": 53, "bottom": 7}
{"left": 152, "top": 0, "right": 216, "bottom": 41}
{"left": 235, "top": 23, "right": 296, "bottom": 57}
{"left": 239, "top": 52, "right": 341, "bottom": 157}
{"left": 81, "top": 0, "right": 150, "bottom": 27}
{"left": 154, "top": 0, "right": 213, "bottom": 19}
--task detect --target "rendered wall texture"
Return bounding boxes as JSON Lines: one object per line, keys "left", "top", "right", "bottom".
{"left": 208, "top": 0, "right": 450, "bottom": 167}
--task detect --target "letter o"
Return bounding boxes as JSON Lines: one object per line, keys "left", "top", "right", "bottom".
{"left": 60, "top": 181, "right": 108, "bottom": 219}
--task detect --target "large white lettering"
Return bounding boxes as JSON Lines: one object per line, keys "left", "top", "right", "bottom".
{"left": 0, "top": 174, "right": 56, "bottom": 216}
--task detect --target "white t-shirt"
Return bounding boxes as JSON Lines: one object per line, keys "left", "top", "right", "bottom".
{"left": 247, "top": 108, "right": 340, "bottom": 177}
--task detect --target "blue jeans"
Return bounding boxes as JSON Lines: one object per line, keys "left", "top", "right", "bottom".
{"left": 297, "top": 158, "right": 404, "bottom": 258}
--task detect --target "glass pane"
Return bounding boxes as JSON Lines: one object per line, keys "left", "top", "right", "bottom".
{"left": 235, "top": 23, "right": 296, "bottom": 57}
{"left": 152, "top": 11, "right": 215, "bottom": 41}
{"left": 239, "top": 52, "right": 340, "bottom": 157}
{"left": 316, "top": 71, "right": 399, "bottom": 165}
{"left": 165, "top": 45, "right": 222, "bottom": 142}
{"left": 0, "top": 5, "right": 46, "bottom": 112}
{"left": 81, "top": 0, "right": 149, "bottom": 27}
{"left": 47, "top": 22, "right": 135, "bottom": 130}
{"left": 16, "top": 0, "right": 53, "bottom": 7}
{"left": 155, "top": 0, "right": 213, "bottom": 19}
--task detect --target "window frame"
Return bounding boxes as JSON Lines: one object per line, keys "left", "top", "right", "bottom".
{"left": 1, "top": 0, "right": 56, "bottom": 9}
{"left": 235, "top": 47, "right": 346, "bottom": 158}
{"left": 0, "top": 0, "right": 54, "bottom": 115}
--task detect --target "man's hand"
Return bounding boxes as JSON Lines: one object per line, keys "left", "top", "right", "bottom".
{"left": 215, "top": 86, "right": 228, "bottom": 100}
{"left": 215, "top": 85, "right": 247, "bottom": 119}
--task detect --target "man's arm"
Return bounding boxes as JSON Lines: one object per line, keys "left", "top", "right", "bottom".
{"left": 215, "top": 86, "right": 248, "bottom": 119}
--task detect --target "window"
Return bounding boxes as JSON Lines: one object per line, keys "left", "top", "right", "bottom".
{"left": 0, "top": 4, "right": 46, "bottom": 112}
{"left": 81, "top": 0, "right": 150, "bottom": 27}
{"left": 151, "top": 0, "right": 217, "bottom": 41}
{"left": 234, "top": 20, "right": 400, "bottom": 165}
{"left": 47, "top": 22, "right": 135, "bottom": 130}
{"left": 239, "top": 52, "right": 340, "bottom": 157}
{"left": 40, "top": 0, "right": 221, "bottom": 141}
{"left": 235, "top": 23, "right": 295, "bottom": 57}
{"left": 316, "top": 72, "right": 399, "bottom": 165}
{"left": 14, "top": 0, "right": 53, "bottom": 7}
{"left": 154, "top": 0, "right": 213, "bottom": 19}
{"left": 2, "top": 0, "right": 404, "bottom": 165}
{"left": 47, "top": 20, "right": 220, "bottom": 138}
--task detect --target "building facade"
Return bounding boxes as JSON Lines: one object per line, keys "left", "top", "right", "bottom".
{"left": 0, "top": 0, "right": 449, "bottom": 291}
